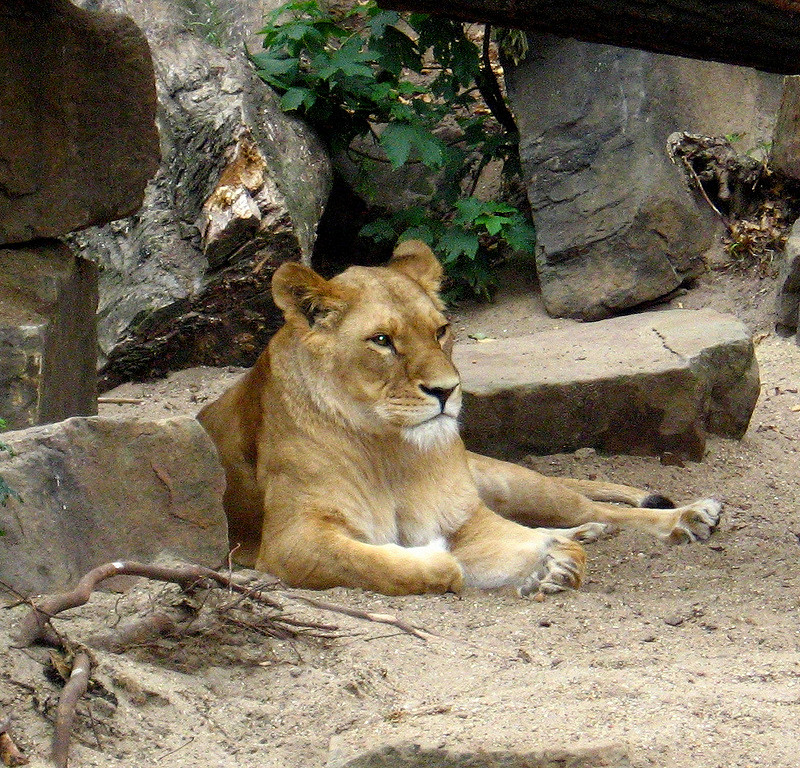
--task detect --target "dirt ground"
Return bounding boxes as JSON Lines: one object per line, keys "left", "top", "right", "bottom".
{"left": 3, "top": 264, "right": 800, "bottom": 768}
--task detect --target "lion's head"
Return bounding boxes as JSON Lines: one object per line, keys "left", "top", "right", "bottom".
{"left": 271, "top": 240, "right": 462, "bottom": 450}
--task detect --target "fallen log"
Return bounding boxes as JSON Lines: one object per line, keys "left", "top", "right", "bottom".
{"left": 381, "top": 0, "right": 800, "bottom": 74}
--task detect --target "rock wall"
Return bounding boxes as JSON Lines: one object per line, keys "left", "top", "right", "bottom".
{"left": 506, "top": 35, "right": 784, "bottom": 320}
{"left": 0, "top": 0, "right": 160, "bottom": 244}
{"left": 0, "top": 243, "right": 98, "bottom": 429}
{"left": 0, "top": 0, "right": 160, "bottom": 427}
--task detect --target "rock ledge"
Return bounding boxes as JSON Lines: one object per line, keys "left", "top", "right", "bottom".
{"left": 455, "top": 309, "right": 759, "bottom": 460}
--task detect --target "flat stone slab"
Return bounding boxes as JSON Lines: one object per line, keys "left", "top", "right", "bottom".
{"left": 454, "top": 308, "right": 759, "bottom": 461}
{"left": 0, "top": 416, "right": 227, "bottom": 596}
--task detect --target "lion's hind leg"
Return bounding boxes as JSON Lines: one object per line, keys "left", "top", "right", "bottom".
{"left": 584, "top": 497, "right": 722, "bottom": 542}
{"left": 556, "top": 477, "right": 675, "bottom": 509}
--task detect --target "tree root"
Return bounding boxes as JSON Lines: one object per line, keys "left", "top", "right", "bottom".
{"left": 51, "top": 651, "right": 90, "bottom": 768}
{"left": 14, "top": 559, "right": 435, "bottom": 766}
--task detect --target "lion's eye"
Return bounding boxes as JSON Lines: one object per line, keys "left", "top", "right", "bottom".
{"left": 369, "top": 333, "right": 394, "bottom": 349}
{"left": 436, "top": 324, "right": 449, "bottom": 342}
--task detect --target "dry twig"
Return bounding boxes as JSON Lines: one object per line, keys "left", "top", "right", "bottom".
{"left": 16, "top": 560, "right": 283, "bottom": 648}
{"left": 284, "top": 592, "right": 433, "bottom": 641}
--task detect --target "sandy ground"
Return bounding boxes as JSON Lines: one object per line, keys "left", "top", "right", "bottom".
{"left": 3, "top": 265, "right": 800, "bottom": 768}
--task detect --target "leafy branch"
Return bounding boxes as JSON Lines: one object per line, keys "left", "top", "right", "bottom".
{"left": 253, "top": 0, "right": 535, "bottom": 299}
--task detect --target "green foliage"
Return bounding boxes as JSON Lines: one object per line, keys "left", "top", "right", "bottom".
{"left": 254, "top": 0, "right": 534, "bottom": 299}
{"left": 362, "top": 197, "right": 535, "bottom": 301}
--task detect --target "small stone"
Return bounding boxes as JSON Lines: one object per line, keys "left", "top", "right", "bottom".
{"left": 664, "top": 614, "right": 686, "bottom": 627}
{"left": 659, "top": 451, "right": 686, "bottom": 467}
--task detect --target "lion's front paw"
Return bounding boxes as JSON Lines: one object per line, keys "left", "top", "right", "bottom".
{"left": 517, "top": 538, "right": 586, "bottom": 597}
{"left": 668, "top": 498, "right": 722, "bottom": 543}
{"left": 424, "top": 551, "right": 464, "bottom": 594}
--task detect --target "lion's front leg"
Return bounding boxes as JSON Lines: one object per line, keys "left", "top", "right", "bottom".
{"left": 449, "top": 506, "right": 588, "bottom": 596}
{"left": 258, "top": 521, "right": 463, "bottom": 596}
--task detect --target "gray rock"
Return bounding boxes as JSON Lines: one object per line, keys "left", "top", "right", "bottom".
{"left": 0, "top": 0, "right": 160, "bottom": 244}
{"left": 76, "top": 0, "right": 285, "bottom": 53}
{"left": 506, "top": 34, "right": 783, "bottom": 320}
{"left": 0, "top": 416, "right": 227, "bottom": 596}
{"left": 776, "top": 219, "right": 800, "bottom": 338}
{"left": 0, "top": 242, "right": 98, "bottom": 429}
{"left": 771, "top": 76, "right": 800, "bottom": 182}
{"left": 454, "top": 309, "right": 759, "bottom": 461}
{"left": 68, "top": 23, "right": 331, "bottom": 388}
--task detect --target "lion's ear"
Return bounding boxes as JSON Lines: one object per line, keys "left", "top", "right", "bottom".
{"left": 388, "top": 239, "right": 444, "bottom": 297}
{"left": 272, "top": 262, "right": 346, "bottom": 327}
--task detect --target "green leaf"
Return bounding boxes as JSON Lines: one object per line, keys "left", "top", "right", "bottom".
{"left": 478, "top": 215, "right": 509, "bottom": 236}
{"left": 360, "top": 218, "right": 397, "bottom": 242}
{"left": 503, "top": 220, "right": 537, "bottom": 253}
{"left": 438, "top": 228, "right": 480, "bottom": 263}
{"left": 370, "top": 24, "right": 421, "bottom": 76}
{"left": 379, "top": 123, "right": 413, "bottom": 168}
{"left": 453, "top": 196, "right": 484, "bottom": 225}
{"left": 280, "top": 86, "right": 316, "bottom": 111}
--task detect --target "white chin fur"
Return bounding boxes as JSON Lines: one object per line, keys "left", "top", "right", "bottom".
{"left": 402, "top": 416, "right": 460, "bottom": 451}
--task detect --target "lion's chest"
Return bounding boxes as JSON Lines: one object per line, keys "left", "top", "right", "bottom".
{"left": 345, "top": 461, "right": 478, "bottom": 547}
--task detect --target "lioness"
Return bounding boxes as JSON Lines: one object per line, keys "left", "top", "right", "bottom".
{"left": 198, "top": 240, "right": 721, "bottom": 596}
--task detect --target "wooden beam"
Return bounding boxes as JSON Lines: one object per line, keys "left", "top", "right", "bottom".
{"left": 381, "top": 0, "right": 800, "bottom": 74}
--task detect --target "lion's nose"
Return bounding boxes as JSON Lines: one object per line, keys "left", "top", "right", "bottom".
{"left": 420, "top": 384, "right": 457, "bottom": 410}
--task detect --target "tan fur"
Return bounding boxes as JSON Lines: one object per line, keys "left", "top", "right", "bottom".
{"left": 198, "top": 241, "right": 721, "bottom": 596}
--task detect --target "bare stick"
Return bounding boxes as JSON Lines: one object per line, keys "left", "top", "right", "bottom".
{"left": 283, "top": 592, "right": 433, "bottom": 641}
{"left": 96, "top": 397, "right": 143, "bottom": 405}
{"left": 51, "top": 651, "right": 90, "bottom": 768}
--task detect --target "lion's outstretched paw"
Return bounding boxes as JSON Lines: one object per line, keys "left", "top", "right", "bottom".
{"left": 563, "top": 522, "right": 609, "bottom": 544}
{"left": 517, "top": 539, "right": 586, "bottom": 597}
{"left": 669, "top": 499, "right": 722, "bottom": 543}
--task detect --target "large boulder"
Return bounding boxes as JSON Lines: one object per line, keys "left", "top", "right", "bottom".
{"left": 775, "top": 218, "right": 800, "bottom": 338}
{"left": 454, "top": 309, "right": 759, "bottom": 461}
{"left": 76, "top": 0, "right": 284, "bottom": 52}
{"left": 68, "top": 6, "right": 332, "bottom": 388}
{"left": 0, "top": 242, "right": 98, "bottom": 429}
{"left": 0, "top": 0, "right": 160, "bottom": 245}
{"left": 771, "top": 75, "right": 800, "bottom": 182}
{"left": 0, "top": 416, "right": 227, "bottom": 596}
{"left": 505, "top": 34, "right": 783, "bottom": 320}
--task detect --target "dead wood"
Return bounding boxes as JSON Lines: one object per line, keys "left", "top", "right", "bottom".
{"left": 51, "top": 651, "right": 90, "bottom": 768}
{"left": 380, "top": 0, "right": 800, "bottom": 75}
{"left": 16, "top": 561, "right": 282, "bottom": 648}
{"left": 284, "top": 592, "right": 434, "bottom": 641}
{"left": 14, "top": 559, "right": 437, "bottom": 765}
{"left": 17, "top": 560, "right": 434, "bottom": 649}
